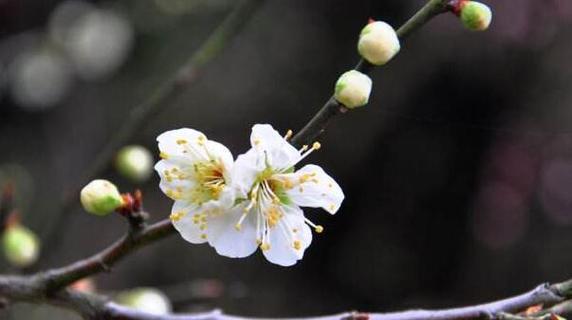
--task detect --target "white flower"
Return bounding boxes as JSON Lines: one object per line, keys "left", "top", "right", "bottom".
{"left": 154, "top": 128, "right": 234, "bottom": 244}
{"left": 207, "top": 124, "right": 344, "bottom": 266}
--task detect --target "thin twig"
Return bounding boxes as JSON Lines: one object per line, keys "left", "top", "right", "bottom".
{"left": 39, "top": 0, "right": 267, "bottom": 250}
{"left": 289, "top": 0, "right": 450, "bottom": 148}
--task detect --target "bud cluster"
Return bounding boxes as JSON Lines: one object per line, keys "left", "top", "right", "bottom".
{"left": 333, "top": 19, "right": 400, "bottom": 109}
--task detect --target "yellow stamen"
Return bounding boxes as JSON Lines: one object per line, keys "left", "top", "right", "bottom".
{"left": 170, "top": 212, "right": 187, "bottom": 222}
{"left": 293, "top": 240, "right": 301, "bottom": 250}
{"left": 315, "top": 225, "right": 324, "bottom": 233}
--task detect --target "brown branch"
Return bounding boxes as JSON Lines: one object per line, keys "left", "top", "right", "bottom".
{"left": 0, "top": 213, "right": 570, "bottom": 320}
{"left": 289, "top": 0, "right": 451, "bottom": 148}
{"left": 1, "top": 273, "right": 572, "bottom": 320}
{"left": 43, "top": 219, "right": 175, "bottom": 291}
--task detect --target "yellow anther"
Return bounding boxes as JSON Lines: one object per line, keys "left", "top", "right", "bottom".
{"left": 267, "top": 207, "right": 282, "bottom": 228}
{"left": 200, "top": 234, "right": 207, "bottom": 240}
{"left": 200, "top": 224, "right": 207, "bottom": 231}
{"left": 315, "top": 225, "right": 324, "bottom": 233}
{"left": 329, "top": 204, "right": 335, "bottom": 212}
{"left": 170, "top": 212, "right": 187, "bottom": 222}
{"left": 159, "top": 152, "right": 169, "bottom": 159}
{"left": 235, "top": 223, "right": 242, "bottom": 231}
{"left": 165, "top": 189, "right": 179, "bottom": 199}
{"left": 312, "top": 142, "right": 321, "bottom": 150}
{"left": 283, "top": 178, "right": 294, "bottom": 189}
{"left": 300, "top": 145, "right": 308, "bottom": 152}
{"left": 256, "top": 239, "right": 262, "bottom": 245}
{"left": 260, "top": 243, "right": 271, "bottom": 251}
{"left": 176, "top": 139, "right": 187, "bottom": 145}
{"left": 293, "top": 240, "right": 301, "bottom": 250}
{"left": 254, "top": 138, "right": 261, "bottom": 146}
{"left": 284, "top": 129, "right": 293, "bottom": 140}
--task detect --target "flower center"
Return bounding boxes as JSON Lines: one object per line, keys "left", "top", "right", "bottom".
{"left": 191, "top": 159, "right": 226, "bottom": 204}
{"left": 162, "top": 135, "right": 228, "bottom": 205}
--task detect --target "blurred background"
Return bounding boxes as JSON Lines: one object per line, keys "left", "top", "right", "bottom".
{"left": 1, "top": 0, "right": 572, "bottom": 318}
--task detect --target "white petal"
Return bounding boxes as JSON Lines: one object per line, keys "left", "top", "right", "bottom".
{"left": 157, "top": 128, "right": 208, "bottom": 161}
{"left": 170, "top": 201, "right": 207, "bottom": 244}
{"left": 231, "top": 148, "right": 264, "bottom": 197}
{"left": 262, "top": 206, "right": 312, "bottom": 267}
{"left": 250, "top": 124, "right": 300, "bottom": 170}
{"left": 154, "top": 159, "right": 196, "bottom": 201}
{"left": 285, "top": 164, "right": 344, "bottom": 214}
{"left": 207, "top": 205, "right": 258, "bottom": 258}
{"left": 205, "top": 140, "right": 233, "bottom": 180}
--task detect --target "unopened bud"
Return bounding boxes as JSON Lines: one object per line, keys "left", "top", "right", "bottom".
{"left": 334, "top": 70, "right": 372, "bottom": 109}
{"left": 115, "top": 145, "right": 153, "bottom": 183}
{"left": 80, "top": 179, "right": 123, "bottom": 216}
{"left": 116, "top": 288, "right": 171, "bottom": 315}
{"left": 460, "top": 1, "right": 492, "bottom": 31}
{"left": 358, "top": 21, "right": 400, "bottom": 65}
{"left": 2, "top": 224, "right": 39, "bottom": 267}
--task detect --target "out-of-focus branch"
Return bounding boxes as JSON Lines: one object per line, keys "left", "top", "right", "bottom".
{"left": 1, "top": 273, "right": 572, "bottom": 320}
{"left": 40, "top": 0, "right": 266, "bottom": 249}
{"left": 289, "top": 0, "right": 451, "bottom": 148}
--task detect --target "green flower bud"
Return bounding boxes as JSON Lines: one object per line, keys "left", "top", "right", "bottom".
{"left": 115, "top": 288, "right": 171, "bottom": 315}
{"left": 115, "top": 145, "right": 153, "bottom": 183}
{"left": 2, "top": 225, "right": 40, "bottom": 268}
{"left": 460, "top": 1, "right": 492, "bottom": 31}
{"left": 80, "top": 179, "right": 123, "bottom": 216}
{"left": 334, "top": 70, "right": 372, "bottom": 109}
{"left": 358, "top": 21, "right": 400, "bottom": 65}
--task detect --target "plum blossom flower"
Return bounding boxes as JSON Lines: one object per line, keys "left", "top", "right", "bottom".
{"left": 207, "top": 124, "right": 344, "bottom": 266}
{"left": 154, "top": 128, "right": 234, "bottom": 244}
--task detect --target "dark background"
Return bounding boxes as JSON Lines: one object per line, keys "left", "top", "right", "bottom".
{"left": 1, "top": 0, "right": 572, "bottom": 318}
